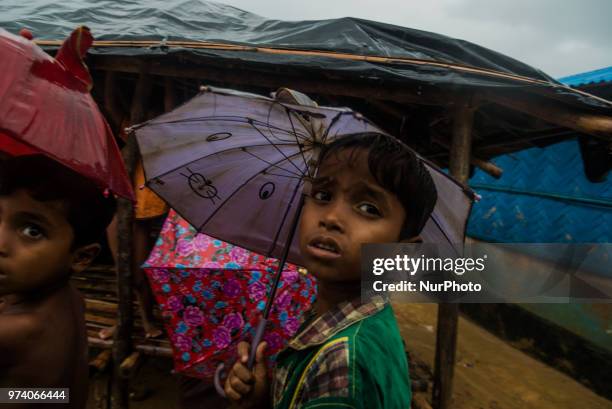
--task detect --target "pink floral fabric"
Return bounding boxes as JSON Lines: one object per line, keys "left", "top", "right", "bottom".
{"left": 144, "top": 210, "right": 317, "bottom": 379}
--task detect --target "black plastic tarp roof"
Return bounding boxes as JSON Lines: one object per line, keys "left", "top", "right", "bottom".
{"left": 1, "top": 0, "right": 550, "bottom": 80}
{"left": 2, "top": 1, "right": 611, "bottom": 113}
{"left": 0, "top": 1, "right": 586, "bottom": 87}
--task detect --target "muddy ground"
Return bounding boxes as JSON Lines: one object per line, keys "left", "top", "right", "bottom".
{"left": 87, "top": 304, "right": 612, "bottom": 409}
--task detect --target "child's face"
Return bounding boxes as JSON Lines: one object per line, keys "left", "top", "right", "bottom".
{"left": 0, "top": 189, "right": 94, "bottom": 296}
{"left": 299, "top": 148, "right": 406, "bottom": 283}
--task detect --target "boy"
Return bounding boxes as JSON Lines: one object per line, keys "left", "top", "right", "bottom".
{"left": 224, "top": 132, "right": 438, "bottom": 408}
{"left": 0, "top": 155, "right": 116, "bottom": 408}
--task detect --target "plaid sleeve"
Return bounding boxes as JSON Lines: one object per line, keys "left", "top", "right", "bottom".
{"left": 292, "top": 337, "right": 353, "bottom": 407}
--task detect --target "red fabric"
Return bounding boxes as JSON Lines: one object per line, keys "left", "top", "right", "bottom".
{"left": 0, "top": 27, "right": 133, "bottom": 200}
{"left": 144, "top": 210, "right": 317, "bottom": 379}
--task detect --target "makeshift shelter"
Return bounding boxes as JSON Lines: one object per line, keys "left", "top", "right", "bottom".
{"left": 3, "top": 2, "right": 612, "bottom": 409}
{"left": 464, "top": 67, "right": 612, "bottom": 399}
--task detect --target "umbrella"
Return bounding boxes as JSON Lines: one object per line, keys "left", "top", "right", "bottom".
{"left": 134, "top": 86, "right": 474, "bottom": 389}
{"left": 143, "top": 209, "right": 316, "bottom": 379}
{"left": 0, "top": 26, "right": 133, "bottom": 200}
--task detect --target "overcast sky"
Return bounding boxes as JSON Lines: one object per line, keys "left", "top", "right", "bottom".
{"left": 220, "top": 0, "right": 611, "bottom": 78}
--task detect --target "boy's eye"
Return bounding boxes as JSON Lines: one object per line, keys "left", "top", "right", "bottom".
{"left": 21, "top": 224, "right": 45, "bottom": 240}
{"left": 312, "top": 190, "right": 331, "bottom": 202}
{"left": 357, "top": 203, "right": 382, "bottom": 217}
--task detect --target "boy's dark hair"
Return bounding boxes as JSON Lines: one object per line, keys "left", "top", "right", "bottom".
{"left": 319, "top": 132, "right": 437, "bottom": 239}
{"left": 0, "top": 155, "right": 117, "bottom": 248}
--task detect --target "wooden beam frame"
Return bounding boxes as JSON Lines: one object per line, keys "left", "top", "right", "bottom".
{"left": 92, "top": 55, "right": 612, "bottom": 143}
{"left": 104, "top": 71, "right": 124, "bottom": 131}
{"left": 432, "top": 102, "right": 474, "bottom": 409}
{"left": 91, "top": 56, "right": 457, "bottom": 106}
{"left": 479, "top": 91, "right": 612, "bottom": 140}
{"left": 111, "top": 63, "right": 152, "bottom": 409}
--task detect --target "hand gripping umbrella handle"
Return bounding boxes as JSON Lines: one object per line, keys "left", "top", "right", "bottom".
{"left": 214, "top": 363, "right": 227, "bottom": 397}
{"left": 214, "top": 318, "right": 268, "bottom": 398}
{"left": 215, "top": 194, "right": 304, "bottom": 398}
{"left": 248, "top": 318, "right": 268, "bottom": 368}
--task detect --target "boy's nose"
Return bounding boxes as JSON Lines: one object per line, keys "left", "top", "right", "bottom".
{"left": 318, "top": 203, "right": 345, "bottom": 233}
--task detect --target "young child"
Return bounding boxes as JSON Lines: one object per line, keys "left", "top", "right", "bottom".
{"left": 0, "top": 155, "right": 116, "bottom": 408}
{"left": 224, "top": 132, "right": 438, "bottom": 408}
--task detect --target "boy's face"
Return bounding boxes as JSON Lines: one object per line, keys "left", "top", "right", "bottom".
{"left": 299, "top": 148, "right": 406, "bottom": 283}
{"left": 0, "top": 189, "right": 97, "bottom": 296}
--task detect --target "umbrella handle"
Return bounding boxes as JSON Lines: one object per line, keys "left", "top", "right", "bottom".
{"left": 213, "top": 318, "right": 268, "bottom": 399}
{"left": 248, "top": 318, "right": 268, "bottom": 368}
{"left": 214, "top": 363, "right": 227, "bottom": 398}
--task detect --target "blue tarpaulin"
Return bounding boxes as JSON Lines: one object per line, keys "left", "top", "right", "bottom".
{"left": 468, "top": 70, "right": 611, "bottom": 243}
{"left": 559, "top": 66, "right": 612, "bottom": 87}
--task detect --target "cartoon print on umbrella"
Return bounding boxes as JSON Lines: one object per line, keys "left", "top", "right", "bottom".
{"left": 134, "top": 86, "right": 474, "bottom": 394}
{"left": 259, "top": 182, "right": 276, "bottom": 200}
{"left": 181, "top": 167, "right": 221, "bottom": 204}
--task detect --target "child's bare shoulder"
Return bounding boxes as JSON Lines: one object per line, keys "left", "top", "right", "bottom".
{"left": 0, "top": 303, "right": 46, "bottom": 373}
{"left": 0, "top": 300, "right": 44, "bottom": 342}
{"left": 0, "top": 285, "right": 83, "bottom": 352}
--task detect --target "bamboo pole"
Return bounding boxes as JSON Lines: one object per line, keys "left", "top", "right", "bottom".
{"left": 119, "top": 352, "right": 143, "bottom": 379}
{"left": 110, "top": 64, "right": 152, "bottom": 409}
{"left": 432, "top": 102, "right": 474, "bottom": 409}
{"left": 471, "top": 157, "right": 502, "bottom": 179}
{"left": 86, "top": 313, "right": 116, "bottom": 326}
{"left": 86, "top": 299, "right": 119, "bottom": 314}
{"left": 90, "top": 349, "right": 113, "bottom": 372}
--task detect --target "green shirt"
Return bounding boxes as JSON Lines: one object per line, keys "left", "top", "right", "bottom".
{"left": 271, "top": 296, "right": 411, "bottom": 409}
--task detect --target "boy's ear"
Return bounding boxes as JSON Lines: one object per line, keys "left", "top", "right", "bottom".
{"left": 399, "top": 236, "right": 423, "bottom": 244}
{"left": 71, "top": 243, "right": 101, "bottom": 274}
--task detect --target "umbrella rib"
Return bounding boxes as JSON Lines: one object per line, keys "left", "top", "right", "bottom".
{"left": 262, "top": 147, "right": 315, "bottom": 180}
{"left": 262, "top": 172, "right": 304, "bottom": 180}
{"left": 252, "top": 118, "right": 311, "bottom": 142}
{"left": 197, "top": 149, "right": 310, "bottom": 233}
{"left": 268, "top": 175, "right": 304, "bottom": 257}
{"left": 147, "top": 115, "right": 311, "bottom": 141}
{"left": 286, "top": 109, "right": 312, "bottom": 177}
{"left": 266, "top": 104, "right": 311, "bottom": 144}
{"left": 248, "top": 120, "right": 308, "bottom": 177}
{"left": 146, "top": 142, "right": 301, "bottom": 183}
{"left": 322, "top": 111, "right": 348, "bottom": 142}
{"left": 242, "top": 148, "right": 305, "bottom": 178}
{"left": 429, "top": 213, "right": 459, "bottom": 256}
{"left": 285, "top": 109, "right": 301, "bottom": 144}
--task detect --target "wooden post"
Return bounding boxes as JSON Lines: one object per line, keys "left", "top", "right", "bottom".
{"left": 110, "top": 65, "right": 152, "bottom": 409}
{"left": 431, "top": 133, "right": 502, "bottom": 179}
{"left": 164, "top": 77, "right": 176, "bottom": 112}
{"left": 104, "top": 71, "right": 123, "bottom": 131}
{"left": 432, "top": 102, "right": 474, "bottom": 409}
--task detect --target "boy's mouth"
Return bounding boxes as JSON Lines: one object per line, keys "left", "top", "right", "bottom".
{"left": 307, "top": 236, "right": 342, "bottom": 260}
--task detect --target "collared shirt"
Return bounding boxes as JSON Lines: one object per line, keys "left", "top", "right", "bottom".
{"left": 271, "top": 296, "right": 412, "bottom": 409}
